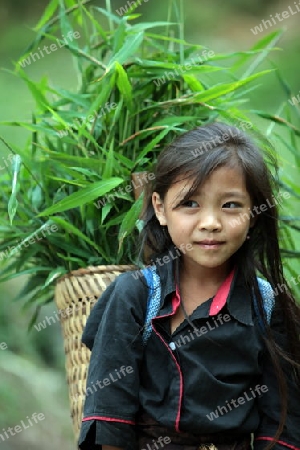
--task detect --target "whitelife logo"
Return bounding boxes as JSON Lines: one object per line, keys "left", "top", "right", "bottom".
{"left": 72, "top": 365, "right": 134, "bottom": 403}
{"left": 0, "top": 413, "right": 45, "bottom": 442}
{"left": 94, "top": 172, "right": 155, "bottom": 209}
{"left": 173, "top": 313, "right": 231, "bottom": 349}
{"left": 228, "top": 192, "right": 290, "bottom": 229}
{"left": 19, "top": 31, "right": 80, "bottom": 67}
{"left": 34, "top": 296, "right": 98, "bottom": 332}
{"left": 250, "top": 2, "right": 300, "bottom": 35}
{"left": 116, "top": 0, "right": 150, "bottom": 16}
{"left": 141, "top": 436, "right": 171, "bottom": 450}
{"left": 0, "top": 223, "right": 58, "bottom": 261}
{"left": 131, "top": 244, "right": 193, "bottom": 280}
{"left": 288, "top": 90, "right": 300, "bottom": 106}
{"left": 191, "top": 123, "right": 252, "bottom": 158}
{"left": 206, "top": 384, "right": 268, "bottom": 421}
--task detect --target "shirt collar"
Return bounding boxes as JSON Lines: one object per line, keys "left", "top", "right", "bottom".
{"left": 153, "top": 246, "right": 254, "bottom": 326}
{"left": 209, "top": 268, "right": 235, "bottom": 315}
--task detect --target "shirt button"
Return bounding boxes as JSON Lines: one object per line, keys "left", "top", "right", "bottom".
{"left": 169, "top": 342, "right": 176, "bottom": 350}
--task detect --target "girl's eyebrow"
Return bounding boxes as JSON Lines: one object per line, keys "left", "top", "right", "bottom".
{"left": 183, "top": 189, "right": 248, "bottom": 199}
{"left": 171, "top": 189, "right": 248, "bottom": 205}
{"left": 220, "top": 191, "right": 248, "bottom": 199}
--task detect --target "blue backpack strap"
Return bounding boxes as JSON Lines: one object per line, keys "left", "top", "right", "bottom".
{"left": 253, "top": 277, "right": 275, "bottom": 332}
{"left": 141, "top": 265, "right": 161, "bottom": 346}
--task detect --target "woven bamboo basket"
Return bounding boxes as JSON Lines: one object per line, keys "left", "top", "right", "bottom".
{"left": 54, "top": 264, "right": 136, "bottom": 446}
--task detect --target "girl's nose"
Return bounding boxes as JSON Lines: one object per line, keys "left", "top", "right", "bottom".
{"left": 197, "top": 211, "right": 222, "bottom": 232}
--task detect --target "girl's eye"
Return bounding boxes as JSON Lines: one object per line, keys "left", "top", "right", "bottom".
{"left": 222, "top": 202, "right": 242, "bottom": 209}
{"left": 181, "top": 200, "right": 199, "bottom": 208}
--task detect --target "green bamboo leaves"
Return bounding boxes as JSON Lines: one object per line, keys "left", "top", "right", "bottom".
{"left": 106, "top": 32, "right": 144, "bottom": 73}
{"left": 8, "top": 155, "right": 22, "bottom": 224}
{"left": 39, "top": 178, "right": 123, "bottom": 216}
{"left": 118, "top": 194, "right": 144, "bottom": 250}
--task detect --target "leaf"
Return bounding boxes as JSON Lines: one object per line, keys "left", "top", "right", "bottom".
{"left": 30, "top": 147, "right": 105, "bottom": 168}
{"left": 130, "top": 21, "right": 176, "bottom": 32}
{"left": 183, "top": 74, "right": 204, "bottom": 92}
{"left": 48, "top": 86, "right": 91, "bottom": 108}
{"left": 94, "top": 7, "right": 122, "bottom": 25}
{"left": 27, "top": 307, "right": 42, "bottom": 331}
{"left": 275, "top": 133, "right": 300, "bottom": 170}
{"left": 81, "top": 5, "right": 107, "bottom": 40}
{"left": 118, "top": 194, "right": 143, "bottom": 250}
{"left": 134, "top": 128, "right": 170, "bottom": 165}
{"left": 47, "top": 216, "right": 104, "bottom": 253}
{"left": 231, "top": 30, "right": 283, "bottom": 75}
{"left": 41, "top": 267, "right": 66, "bottom": 288}
{"left": 0, "top": 267, "right": 54, "bottom": 283}
{"left": 38, "top": 178, "right": 124, "bottom": 216}
{"left": 1, "top": 121, "right": 62, "bottom": 137}
{"left": 113, "top": 18, "right": 127, "bottom": 54}
{"left": 29, "top": 185, "right": 43, "bottom": 211}
{"left": 85, "top": 74, "right": 114, "bottom": 123}
{"left": 251, "top": 29, "right": 283, "bottom": 52}
{"left": 240, "top": 31, "right": 282, "bottom": 80}
{"left": 69, "top": 167, "right": 100, "bottom": 177}
{"left": 115, "top": 62, "right": 133, "bottom": 110}
{"left": 114, "top": 153, "right": 135, "bottom": 170}
{"left": 14, "top": 69, "right": 49, "bottom": 112}
{"left": 59, "top": 2, "right": 79, "bottom": 50}
{"left": 252, "top": 111, "right": 300, "bottom": 137}
{"left": 8, "top": 220, "right": 57, "bottom": 256}
{"left": 48, "top": 237, "right": 94, "bottom": 257}
{"left": 8, "top": 155, "right": 22, "bottom": 224}
{"left": 34, "top": 0, "right": 59, "bottom": 31}
{"left": 102, "top": 141, "right": 116, "bottom": 179}
{"left": 101, "top": 202, "right": 113, "bottom": 224}
{"left": 56, "top": 253, "right": 86, "bottom": 265}
{"left": 194, "top": 70, "right": 273, "bottom": 103}
{"left": 48, "top": 176, "right": 87, "bottom": 187}
{"left": 151, "top": 116, "right": 197, "bottom": 127}
{"left": 106, "top": 32, "right": 144, "bottom": 72}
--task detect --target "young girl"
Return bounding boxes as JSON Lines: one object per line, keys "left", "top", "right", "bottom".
{"left": 78, "top": 122, "right": 300, "bottom": 450}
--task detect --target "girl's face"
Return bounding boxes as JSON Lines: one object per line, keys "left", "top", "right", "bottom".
{"left": 152, "top": 166, "right": 255, "bottom": 275}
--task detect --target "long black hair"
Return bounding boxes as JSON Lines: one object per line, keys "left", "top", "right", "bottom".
{"left": 140, "top": 122, "right": 300, "bottom": 448}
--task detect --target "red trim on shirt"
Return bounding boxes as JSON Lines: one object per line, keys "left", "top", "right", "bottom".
{"left": 209, "top": 268, "right": 235, "bottom": 316}
{"left": 172, "top": 284, "right": 181, "bottom": 310}
{"left": 152, "top": 322, "right": 183, "bottom": 433}
{"left": 255, "top": 437, "right": 300, "bottom": 450}
{"left": 82, "top": 416, "right": 135, "bottom": 425}
{"left": 154, "top": 297, "right": 183, "bottom": 433}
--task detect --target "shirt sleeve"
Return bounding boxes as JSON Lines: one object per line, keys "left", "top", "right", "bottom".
{"left": 78, "top": 271, "right": 148, "bottom": 450}
{"left": 254, "top": 302, "right": 300, "bottom": 450}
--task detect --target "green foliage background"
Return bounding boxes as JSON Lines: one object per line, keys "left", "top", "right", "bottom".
{"left": 0, "top": 1, "right": 299, "bottom": 448}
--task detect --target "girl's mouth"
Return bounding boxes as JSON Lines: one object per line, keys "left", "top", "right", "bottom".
{"left": 195, "top": 240, "right": 225, "bottom": 249}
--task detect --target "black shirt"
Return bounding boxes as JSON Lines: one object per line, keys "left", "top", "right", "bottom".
{"left": 78, "top": 252, "right": 300, "bottom": 450}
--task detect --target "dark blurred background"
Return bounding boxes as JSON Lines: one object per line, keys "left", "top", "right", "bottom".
{"left": 0, "top": 0, "right": 299, "bottom": 448}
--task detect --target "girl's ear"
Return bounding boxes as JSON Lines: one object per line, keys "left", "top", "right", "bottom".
{"left": 249, "top": 214, "right": 258, "bottom": 228}
{"left": 152, "top": 192, "right": 167, "bottom": 226}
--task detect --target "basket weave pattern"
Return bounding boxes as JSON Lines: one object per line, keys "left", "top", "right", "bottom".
{"left": 54, "top": 265, "right": 136, "bottom": 444}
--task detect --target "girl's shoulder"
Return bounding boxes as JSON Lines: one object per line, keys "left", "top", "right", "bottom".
{"left": 115, "top": 268, "right": 150, "bottom": 294}
{"left": 82, "top": 269, "right": 149, "bottom": 350}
